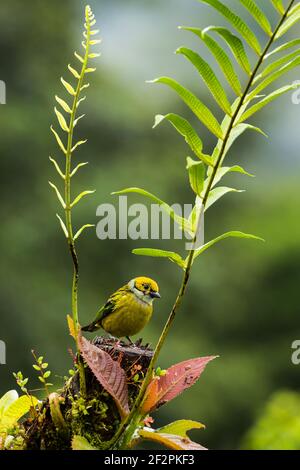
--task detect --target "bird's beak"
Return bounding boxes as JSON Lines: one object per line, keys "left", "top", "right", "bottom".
{"left": 150, "top": 291, "right": 161, "bottom": 299}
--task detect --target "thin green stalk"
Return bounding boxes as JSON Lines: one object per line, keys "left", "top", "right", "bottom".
{"left": 112, "top": 0, "right": 295, "bottom": 448}
{"left": 64, "top": 11, "right": 92, "bottom": 397}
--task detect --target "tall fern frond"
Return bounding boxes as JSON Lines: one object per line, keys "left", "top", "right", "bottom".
{"left": 125, "top": 0, "right": 300, "bottom": 269}
{"left": 49, "top": 5, "right": 100, "bottom": 395}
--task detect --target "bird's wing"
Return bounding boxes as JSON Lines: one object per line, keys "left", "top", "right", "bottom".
{"left": 97, "top": 284, "right": 129, "bottom": 324}
{"left": 81, "top": 284, "right": 130, "bottom": 332}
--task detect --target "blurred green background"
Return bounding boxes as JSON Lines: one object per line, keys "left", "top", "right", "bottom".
{"left": 0, "top": 0, "right": 300, "bottom": 450}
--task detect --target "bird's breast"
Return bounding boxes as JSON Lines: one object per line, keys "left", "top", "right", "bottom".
{"left": 102, "top": 293, "right": 153, "bottom": 337}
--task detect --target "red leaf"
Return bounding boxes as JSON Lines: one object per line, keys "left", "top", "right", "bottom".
{"left": 79, "top": 336, "right": 129, "bottom": 418}
{"left": 147, "top": 356, "right": 217, "bottom": 412}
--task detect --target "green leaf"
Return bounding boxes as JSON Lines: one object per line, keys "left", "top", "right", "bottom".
{"left": 70, "top": 162, "right": 89, "bottom": 177}
{"left": 50, "top": 126, "right": 67, "bottom": 154}
{"left": 224, "top": 123, "right": 266, "bottom": 161}
{"left": 72, "top": 435, "right": 97, "bottom": 451}
{"left": 240, "top": 0, "right": 272, "bottom": 36}
{"left": 238, "top": 84, "right": 300, "bottom": 122}
{"left": 139, "top": 429, "right": 207, "bottom": 451}
{"left": 186, "top": 157, "right": 205, "bottom": 196}
{"left": 265, "top": 39, "right": 300, "bottom": 60}
{"left": 48, "top": 181, "right": 66, "bottom": 209}
{"left": 287, "top": 3, "right": 300, "bottom": 17}
{"left": 55, "top": 95, "right": 72, "bottom": 114}
{"left": 257, "top": 49, "right": 300, "bottom": 80}
{"left": 201, "top": 0, "right": 262, "bottom": 54}
{"left": 192, "top": 230, "right": 264, "bottom": 261}
{"left": 153, "top": 114, "right": 213, "bottom": 166}
{"left": 88, "top": 52, "right": 101, "bottom": 58}
{"left": 60, "top": 77, "right": 76, "bottom": 96}
{"left": 80, "top": 83, "right": 90, "bottom": 92}
{"left": 0, "top": 395, "right": 38, "bottom": 434}
{"left": 270, "top": 0, "right": 284, "bottom": 15}
{"left": 275, "top": 9, "right": 300, "bottom": 38}
{"left": 0, "top": 391, "right": 18, "bottom": 418}
{"left": 73, "top": 114, "right": 85, "bottom": 128}
{"left": 74, "top": 51, "right": 84, "bottom": 63}
{"left": 248, "top": 56, "right": 300, "bottom": 101}
{"left": 70, "top": 190, "right": 96, "bottom": 208}
{"left": 176, "top": 47, "right": 232, "bottom": 115}
{"left": 205, "top": 26, "right": 251, "bottom": 75}
{"left": 89, "top": 39, "right": 101, "bottom": 46}
{"left": 85, "top": 67, "right": 97, "bottom": 74}
{"left": 112, "top": 187, "right": 192, "bottom": 233}
{"left": 74, "top": 224, "right": 95, "bottom": 240}
{"left": 148, "top": 77, "right": 223, "bottom": 139}
{"left": 132, "top": 248, "right": 186, "bottom": 269}
{"left": 71, "top": 140, "right": 87, "bottom": 153}
{"left": 56, "top": 214, "right": 69, "bottom": 238}
{"left": 158, "top": 420, "right": 205, "bottom": 438}
{"left": 180, "top": 27, "right": 242, "bottom": 96}
{"left": 212, "top": 120, "right": 266, "bottom": 164}
{"left": 49, "top": 156, "right": 65, "bottom": 179}
{"left": 206, "top": 165, "right": 254, "bottom": 189}
{"left": 205, "top": 187, "right": 244, "bottom": 211}
{"left": 68, "top": 64, "right": 80, "bottom": 79}
{"left": 76, "top": 97, "right": 86, "bottom": 109}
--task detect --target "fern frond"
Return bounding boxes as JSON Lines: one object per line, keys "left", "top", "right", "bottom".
{"left": 147, "top": 0, "right": 299, "bottom": 260}
{"left": 50, "top": 5, "right": 100, "bottom": 241}
{"left": 201, "top": 0, "right": 261, "bottom": 54}
{"left": 238, "top": 83, "right": 300, "bottom": 123}
{"left": 247, "top": 56, "right": 300, "bottom": 101}
{"left": 176, "top": 47, "right": 232, "bottom": 114}
{"left": 265, "top": 38, "right": 300, "bottom": 59}
{"left": 153, "top": 114, "right": 213, "bottom": 166}
{"left": 148, "top": 77, "right": 223, "bottom": 139}
{"left": 275, "top": 5, "right": 300, "bottom": 37}
{"left": 258, "top": 49, "right": 300, "bottom": 80}
{"left": 205, "top": 26, "right": 251, "bottom": 75}
{"left": 180, "top": 27, "right": 242, "bottom": 96}
{"left": 270, "top": 0, "right": 285, "bottom": 15}
{"left": 240, "top": 0, "right": 272, "bottom": 36}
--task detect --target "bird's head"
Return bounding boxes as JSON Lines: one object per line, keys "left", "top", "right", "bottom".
{"left": 128, "top": 276, "right": 161, "bottom": 304}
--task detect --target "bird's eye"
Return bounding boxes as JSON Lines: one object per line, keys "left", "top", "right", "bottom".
{"left": 143, "top": 284, "right": 149, "bottom": 290}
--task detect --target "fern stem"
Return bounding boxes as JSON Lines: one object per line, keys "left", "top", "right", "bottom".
{"left": 64, "top": 7, "right": 92, "bottom": 397}
{"left": 112, "top": 0, "right": 296, "bottom": 448}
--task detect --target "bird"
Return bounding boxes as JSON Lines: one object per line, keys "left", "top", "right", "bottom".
{"left": 81, "top": 276, "right": 161, "bottom": 341}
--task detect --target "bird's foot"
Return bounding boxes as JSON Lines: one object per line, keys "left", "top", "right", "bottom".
{"left": 126, "top": 336, "right": 134, "bottom": 346}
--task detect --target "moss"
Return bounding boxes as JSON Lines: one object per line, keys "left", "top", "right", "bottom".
{"left": 21, "top": 338, "right": 153, "bottom": 450}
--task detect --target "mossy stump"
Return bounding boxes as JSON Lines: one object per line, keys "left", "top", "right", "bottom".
{"left": 24, "top": 337, "right": 153, "bottom": 450}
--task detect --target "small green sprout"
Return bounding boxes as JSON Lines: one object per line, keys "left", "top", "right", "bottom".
{"left": 155, "top": 367, "right": 167, "bottom": 377}
{"left": 13, "top": 371, "right": 29, "bottom": 395}
{"left": 31, "top": 351, "right": 53, "bottom": 396}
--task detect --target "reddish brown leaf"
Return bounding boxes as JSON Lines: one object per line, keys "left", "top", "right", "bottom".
{"left": 139, "top": 429, "right": 207, "bottom": 450}
{"left": 79, "top": 336, "right": 129, "bottom": 418}
{"left": 148, "top": 356, "right": 217, "bottom": 412}
{"left": 141, "top": 377, "right": 159, "bottom": 414}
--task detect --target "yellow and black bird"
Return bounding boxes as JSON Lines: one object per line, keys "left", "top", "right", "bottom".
{"left": 81, "top": 276, "right": 160, "bottom": 340}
